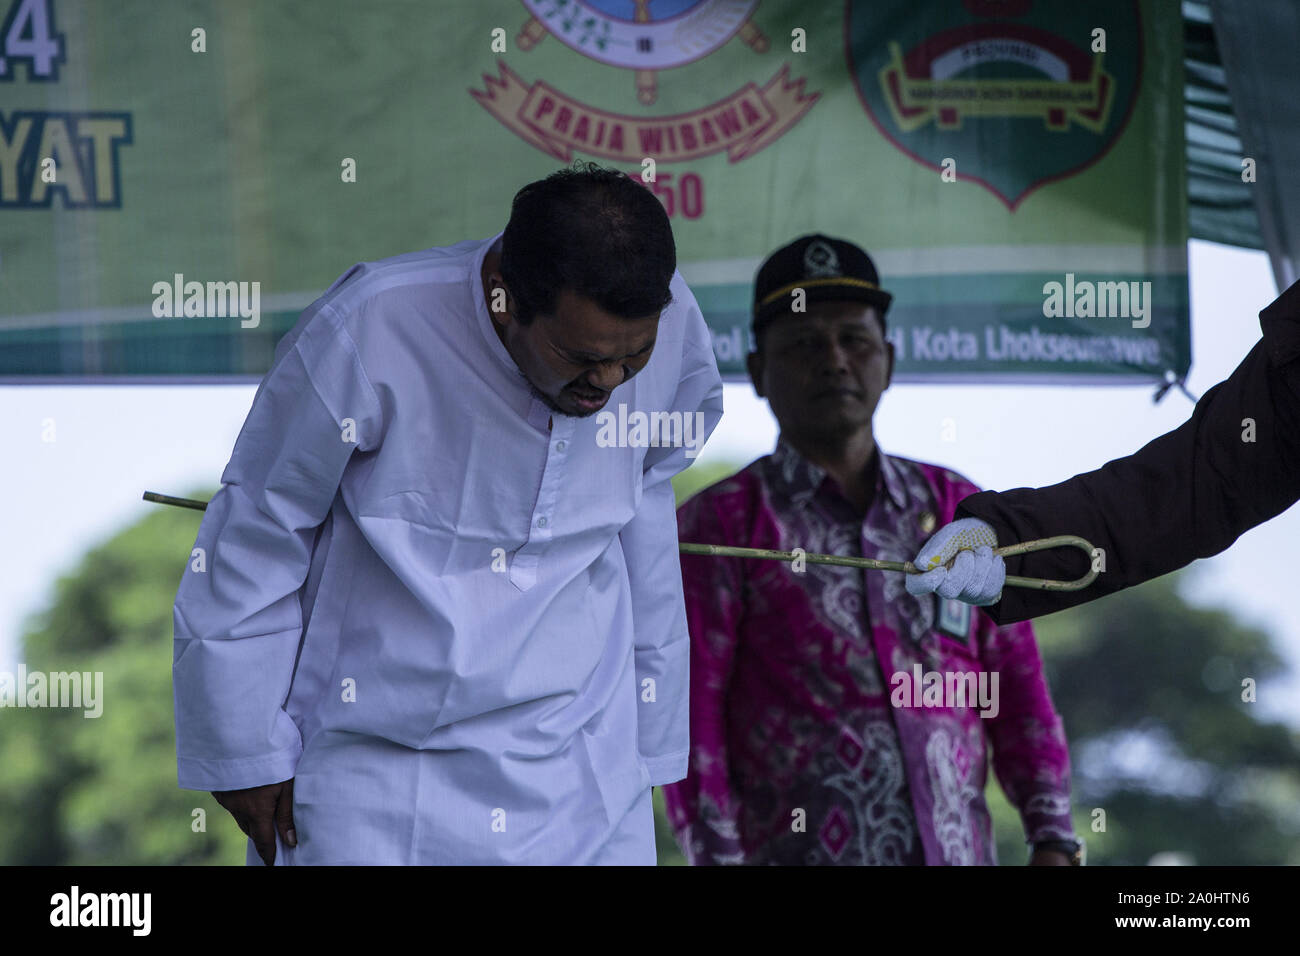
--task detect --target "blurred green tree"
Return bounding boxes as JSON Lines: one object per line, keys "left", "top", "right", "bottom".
{"left": 991, "top": 570, "right": 1300, "bottom": 866}
{"left": 0, "top": 489, "right": 246, "bottom": 864}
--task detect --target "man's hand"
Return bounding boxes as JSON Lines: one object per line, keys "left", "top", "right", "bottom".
{"left": 213, "top": 778, "right": 296, "bottom": 866}
{"left": 904, "top": 517, "right": 1005, "bottom": 606}
{"left": 1029, "top": 848, "right": 1074, "bottom": 866}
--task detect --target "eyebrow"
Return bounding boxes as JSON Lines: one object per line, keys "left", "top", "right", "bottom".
{"left": 562, "top": 340, "right": 656, "bottom": 363}
{"left": 774, "top": 325, "right": 877, "bottom": 339}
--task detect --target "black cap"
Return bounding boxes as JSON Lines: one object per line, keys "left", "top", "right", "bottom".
{"left": 752, "top": 234, "right": 893, "bottom": 334}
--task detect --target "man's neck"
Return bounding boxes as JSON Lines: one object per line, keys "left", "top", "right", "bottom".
{"left": 783, "top": 428, "right": 878, "bottom": 515}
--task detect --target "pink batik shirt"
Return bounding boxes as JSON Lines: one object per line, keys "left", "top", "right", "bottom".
{"left": 663, "top": 439, "right": 1077, "bottom": 865}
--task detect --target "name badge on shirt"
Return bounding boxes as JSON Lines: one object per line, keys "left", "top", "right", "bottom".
{"left": 936, "top": 596, "right": 973, "bottom": 647}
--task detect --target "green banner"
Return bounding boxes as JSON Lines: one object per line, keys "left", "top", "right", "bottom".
{"left": 0, "top": 0, "right": 1187, "bottom": 383}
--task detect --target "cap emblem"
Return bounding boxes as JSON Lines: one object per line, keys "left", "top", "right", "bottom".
{"left": 803, "top": 240, "right": 841, "bottom": 278}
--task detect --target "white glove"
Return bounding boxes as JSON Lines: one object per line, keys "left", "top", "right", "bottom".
{"left": 904, "top": 517, "right": 1005, "bottom": 606}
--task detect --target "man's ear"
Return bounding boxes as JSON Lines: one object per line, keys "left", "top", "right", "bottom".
{"left": 486, "top": 276, "right": 515, "bottom": 325}
{"left": 746, "top": 348, "right": 766, "bottom": 398}
{"left": 884, "top": 339, "right": 896, "bottom": 390}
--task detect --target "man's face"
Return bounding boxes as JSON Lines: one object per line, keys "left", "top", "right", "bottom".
{"left": 490, "top": 286, "right": 660, "bottom": 418}
{"left": 746, "top": 300, "right": 894, "bottom": 441}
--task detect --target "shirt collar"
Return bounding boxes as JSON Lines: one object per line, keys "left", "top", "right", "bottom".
{"left": 876, "top": 448, "right": 910, "bottom": 511}
{"left": 769, "top": 435, "right": 908, "bottom": 512}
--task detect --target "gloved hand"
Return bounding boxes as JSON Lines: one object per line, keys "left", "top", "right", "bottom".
{"left": 904, "top": 517, "right": 1005, "bottom": 606}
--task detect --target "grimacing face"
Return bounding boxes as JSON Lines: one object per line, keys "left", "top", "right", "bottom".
{"left": 746, "top": 300, "right": 894, "bottom": 442}
{"left": 489, "top": 284, "right": 660, "bottom": 418}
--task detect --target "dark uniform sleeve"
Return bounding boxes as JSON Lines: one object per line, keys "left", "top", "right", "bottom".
{"left": 957, "top": 278, "right": 1300, "bottom": 624}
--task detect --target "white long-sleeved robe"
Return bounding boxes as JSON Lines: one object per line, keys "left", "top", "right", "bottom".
{"left": 172, "top": 232, "right": 724, "bottom": 864}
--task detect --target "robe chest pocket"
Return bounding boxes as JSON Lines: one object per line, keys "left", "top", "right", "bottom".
{"left": 359, "top": 490, "right": 498, "bottom": 578}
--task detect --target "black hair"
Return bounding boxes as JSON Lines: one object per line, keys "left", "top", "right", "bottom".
{"left": 499, "top": 161, "right": 676, "bottom": 325}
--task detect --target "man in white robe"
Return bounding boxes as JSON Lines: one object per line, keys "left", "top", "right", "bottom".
{"left": 172, "top": 164, "right": 724, "bottom": 864}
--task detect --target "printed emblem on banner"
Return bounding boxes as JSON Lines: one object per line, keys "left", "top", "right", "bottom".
{"left": 937, "top": 595, "right": 973, "bottom": 646}
{"left": 472, "top": 1, "right": 819, "bottom": 167}
{"left": 846, "top": 0, "right": 1142, "bottom": 209}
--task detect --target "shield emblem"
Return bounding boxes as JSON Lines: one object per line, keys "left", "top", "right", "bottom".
{"left": 846, "top": 0, "right": 1142, "bottom": 210}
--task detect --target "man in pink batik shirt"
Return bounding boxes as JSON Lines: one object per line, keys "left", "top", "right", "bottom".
{"left": 663, "top": 235, "right": 1081, "bottom": 865}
